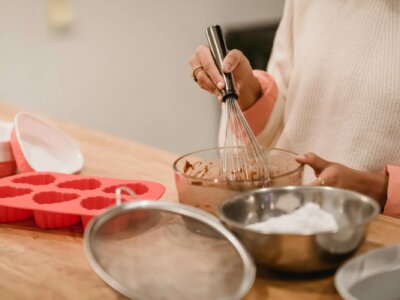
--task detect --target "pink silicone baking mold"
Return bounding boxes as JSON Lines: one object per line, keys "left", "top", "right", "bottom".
{"left": 0, "top": 172, "right": 165, "bottom": 229}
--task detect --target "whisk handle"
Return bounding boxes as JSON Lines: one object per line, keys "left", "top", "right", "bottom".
{"left": 206, "top": 25, "right": 238, "bottom": 101}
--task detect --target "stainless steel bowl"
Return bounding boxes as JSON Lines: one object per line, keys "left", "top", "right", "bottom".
{"left": 218, "top": 186, "right": 380, "bottom": 273}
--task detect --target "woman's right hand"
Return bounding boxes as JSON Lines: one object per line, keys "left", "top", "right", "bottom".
{"left": 188, "top": 46, "right": 262, "bottom": 111}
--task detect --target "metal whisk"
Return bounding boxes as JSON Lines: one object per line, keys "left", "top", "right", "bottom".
{"left": 206, "top": 25, "right": 271, "bottom": 185}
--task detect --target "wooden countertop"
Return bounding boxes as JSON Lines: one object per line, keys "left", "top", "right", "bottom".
{"left": 0, "top": 103, "right": 399, "bottom": 299}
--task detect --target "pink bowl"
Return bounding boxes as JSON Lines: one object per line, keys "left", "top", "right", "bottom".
{"left": 0, "top": 120, "right": 16, "bottom": 177}
{"left": 11, "top": 112, "right": 84, "bottom": 174}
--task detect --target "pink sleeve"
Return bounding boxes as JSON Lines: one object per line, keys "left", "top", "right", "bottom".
{"left": 383, "top": 165, "right": 400, "bottom": 218}
{"left": 243, "top": 70, "right": 278, "bottom": 136}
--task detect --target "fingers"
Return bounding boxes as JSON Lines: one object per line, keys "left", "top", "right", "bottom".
{"left": 197, "top": 46, "right": 225, "bottom": 90}
{"left": 296, "top": 152, "right": 331, "bottom": 186}
{"left": 308, "top": 181, "right": 321, "bottom": 186}
{"left": 295, "top": 152, "right": 330, "bottom": 175}
{"left": 222, "top": 49, "right": 253, "bottom": 82}
{"left": 222, "top": 49, "right": 242, "bottom": 73}
{"left": 189, "top": 46, "right": 254, "bottom": 105}
{"left": 307, "top": 177, "right": 327, "bottom": 186}
{"left": 188, "top": 45, "right": 224, "bottom": 99}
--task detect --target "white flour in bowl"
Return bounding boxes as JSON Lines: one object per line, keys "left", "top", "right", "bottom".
{"left": 247, "top": 202, "right": 338, "bottom": 234}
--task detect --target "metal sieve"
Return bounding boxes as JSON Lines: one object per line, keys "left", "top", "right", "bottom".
{"left": 84, "top": 187, "right": 255, "bottom": 300}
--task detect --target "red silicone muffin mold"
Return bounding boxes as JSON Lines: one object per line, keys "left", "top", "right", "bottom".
{"left": 0, "top": 172, "right": 165, "bottom": 229}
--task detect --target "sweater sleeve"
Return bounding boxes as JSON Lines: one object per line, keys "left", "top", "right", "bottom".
{"left": 251, "top": 0, "right": 295, "bottom": 148}
{"left": 383, "top": 165, "right": 400, "bottom": 217}
{"left": 242, "top": 70, "right": 278, "bottom": 136}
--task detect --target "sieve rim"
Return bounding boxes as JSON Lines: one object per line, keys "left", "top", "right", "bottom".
{"left": 83, "top": 200, "right": 256, "bottom": 300}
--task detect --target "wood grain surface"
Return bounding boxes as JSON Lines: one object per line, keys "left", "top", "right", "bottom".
{"left": 0, "top": 102, "right": 399, "bottom": 299}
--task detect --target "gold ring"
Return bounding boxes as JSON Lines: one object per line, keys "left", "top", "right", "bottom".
{"left": 192, "top": 65, "right": 204, "bottom": 82}
{"left": 316, "top": 177, "right": 325, "bottom": 186}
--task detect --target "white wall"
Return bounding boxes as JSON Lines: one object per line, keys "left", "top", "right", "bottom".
{"left": 0, "top": 0, "right": 284, "bottom": 154}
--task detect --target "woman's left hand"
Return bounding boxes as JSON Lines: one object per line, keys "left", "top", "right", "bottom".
{"left": 295, "top": 152, "right": 388, "bottom": 207}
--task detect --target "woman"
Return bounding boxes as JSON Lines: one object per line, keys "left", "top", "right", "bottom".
{"left": 188, "top": 0, "right": 400, "bottom": 217}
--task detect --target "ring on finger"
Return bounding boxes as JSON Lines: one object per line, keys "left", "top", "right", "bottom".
{"left": 316, "top": 177, "right": 325, "bottom": 186}
{"left": 192, "top": 65, "right": 204, "bottom": 82}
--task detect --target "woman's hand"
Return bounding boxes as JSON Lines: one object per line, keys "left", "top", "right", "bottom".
{"left": 188, "top": 46, "right": 262, "bottom": 111}
{"left": 295, "top": 152, "right": 389, "bottom": 208}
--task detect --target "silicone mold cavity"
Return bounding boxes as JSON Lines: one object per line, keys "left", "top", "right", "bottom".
{"left": 81, "top": 196, "right": 116, "bottom": 210}
{"left": 80, "top": 196, "right": 118, "bottom": 228}
{"left": 81, "top": 214, "right": 130, "bottom": 233}
{"left": 0, "top": 207, "right": 32, "bottom": 223}
{"left": 34, "top": 211, "right": 81, "bottom": 229}
{"left": 33, "top": 192, "right": 79, "bottom": 205}
{"left": 0, "top": 186, "right": 33, "bottom": 222}
{"left": 103, "top": 183, "right": 149, "bottom": 195}
{"left": 0, "top": 186, "right": 32, "bottom": 198}
{"left": 57, "top": 178, "right": 101, "bottom": 190}
{"left": 12, "top": 173, "right": 56, "bottom": 185}
{"left": 0, "top": 172, "right": 165, "bottom": 230}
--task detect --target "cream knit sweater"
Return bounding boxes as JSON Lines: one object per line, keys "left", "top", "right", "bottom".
{"left": 239, "top": 0, "right": 400, "bottom": 180}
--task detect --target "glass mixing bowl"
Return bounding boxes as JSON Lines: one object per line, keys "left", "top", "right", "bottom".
{"left": 173, "top": 147, "right": 304, "bottom": 216}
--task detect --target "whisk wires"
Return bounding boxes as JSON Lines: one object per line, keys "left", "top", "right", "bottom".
{"left": 223, "top": 97, "right": 271, "bottom": 185}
